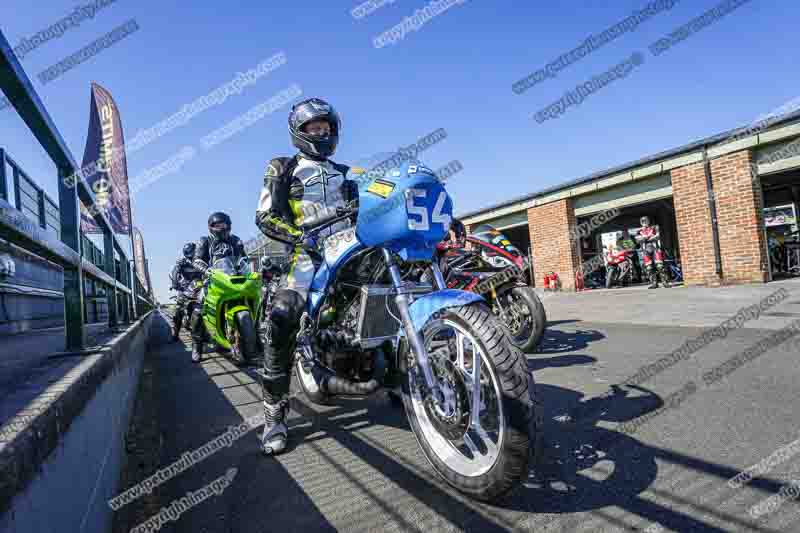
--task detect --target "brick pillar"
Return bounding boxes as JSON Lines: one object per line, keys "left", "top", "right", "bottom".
{"left": 527, "top": 199, "right": 580, "bottom": 291}
{"left": 671, "top": 161, "right": 720, "bottom": 286}
{"left": 710, "top": 150, "right": 768, "bottom": 283}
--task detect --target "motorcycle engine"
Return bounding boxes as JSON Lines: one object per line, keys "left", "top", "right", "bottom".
{"left": 312, "top": 248, "right": 390, "bottom": 379}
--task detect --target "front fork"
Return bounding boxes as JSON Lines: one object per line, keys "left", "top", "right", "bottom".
{"left": 383, "top": 249, "right": 446, "bottom": 406}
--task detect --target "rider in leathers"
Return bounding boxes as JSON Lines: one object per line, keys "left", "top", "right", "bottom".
{"left": 433, "top": 218, "right": 467, "bottom": 278}
{"left": 169, "top": 242, "right": 202, "bottom": 342}
{"left": 634, "top": 216, "right": 671, "bottom": 289}
{"left": 255, "top": 97, "right": 361, "bottom": 455}
{"left": 189, "top": 212, "right": 248, "bottom": 362}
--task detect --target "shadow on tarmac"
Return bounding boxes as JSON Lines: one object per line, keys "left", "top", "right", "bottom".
{"left": 122, "top": 315, "right": 788, "bottom": 533}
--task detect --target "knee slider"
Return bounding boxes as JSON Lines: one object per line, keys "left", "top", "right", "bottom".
{"left": 270, "top": 290, "right": 304, "bottom": 330}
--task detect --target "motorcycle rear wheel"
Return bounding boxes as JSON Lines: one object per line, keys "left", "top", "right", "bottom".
{"left": 400, "top": 303, "right": 543, "bottom": 502}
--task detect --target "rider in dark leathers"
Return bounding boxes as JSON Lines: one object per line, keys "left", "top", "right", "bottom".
{"left": 169, "top": 242, "right": 202, "bottom": 342}
{"left": 189, "top": 212, "right": 248, "bottom": 362}
{"left": 255, "top": 97, "right": 361, "bottom": 455}
{"left": 431, "top": 218, "right": 467, "bottom": 279}
{"left": 634, "top": 216, "right": 671, "bottom": 289}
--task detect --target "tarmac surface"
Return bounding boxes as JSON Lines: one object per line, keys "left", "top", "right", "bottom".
{"left": 116, "top": 280, "right": 800, "bottom": 532}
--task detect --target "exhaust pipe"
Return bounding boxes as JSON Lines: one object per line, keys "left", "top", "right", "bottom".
{"left": 307, "top": 348, "right": 387, "bottom": 396}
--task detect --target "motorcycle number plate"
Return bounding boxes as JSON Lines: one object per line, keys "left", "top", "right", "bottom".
{"left": 324, "top": 227, "right": 357, "bottom": 264}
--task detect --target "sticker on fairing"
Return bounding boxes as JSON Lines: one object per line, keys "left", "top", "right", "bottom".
{"left": 323, "top": 227, "right": 357, "bottom": 264}
{"left": 367, "top": 179, "right": 396, "bottom": 199}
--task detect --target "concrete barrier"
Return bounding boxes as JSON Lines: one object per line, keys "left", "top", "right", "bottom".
{"left": 0, "top": 310, "right": 161, "bottom": 533}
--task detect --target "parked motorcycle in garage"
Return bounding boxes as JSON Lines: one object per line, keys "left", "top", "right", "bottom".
{"left": 605, "top": 247, "right": 636, "bottom": 288}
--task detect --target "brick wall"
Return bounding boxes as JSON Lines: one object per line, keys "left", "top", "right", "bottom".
{"left": 527, "top": 199, "right": 580, "bottom": 291}
{"left": 671, "top": 150, "right": 767, "bottom": 286}
{"left": 671, "top": 161, "right": 720, "bottom": 286}
{"left": 710, "top": 150, "right": 768, "bottom": 283}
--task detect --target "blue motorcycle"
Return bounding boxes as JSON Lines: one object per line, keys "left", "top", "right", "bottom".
{"left": 287, "top": 158, "right": 542, "bottom": 502}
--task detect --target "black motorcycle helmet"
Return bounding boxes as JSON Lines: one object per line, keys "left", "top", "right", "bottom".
{"left": 448, "top": 218, "right": 466, "bottom": 243}
{"left": 208, "top": 212, "right": 232, "bottom": 241}
{"left": 182, "top": 242, "right": 196, "bottom": 259}
{"left": 288, "top": 97, "right": 340, "bottom": 159}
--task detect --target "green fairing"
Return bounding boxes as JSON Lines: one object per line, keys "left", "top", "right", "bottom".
{"left": 202, "top": 269, "right": 263, "bottom": 349}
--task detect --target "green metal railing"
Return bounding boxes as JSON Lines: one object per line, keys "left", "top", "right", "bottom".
{"left": 0, "top": 28, "right": 155, "bottom": 349}
{"left": 1, "top": 150, "right": 61, "bottom": 237}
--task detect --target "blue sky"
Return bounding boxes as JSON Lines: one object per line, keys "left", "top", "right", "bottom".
{"left": 1, "top": 0, "right": 799, "bottom": 301}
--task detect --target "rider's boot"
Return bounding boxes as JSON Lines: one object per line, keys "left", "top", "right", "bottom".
{"left": 658, "top": 267, "right": 671, "bottom": 288}
{"left": 260, "top": 289, "right": 303, "bottom": 456}
{"left": 261, "top": 341, "right": 291, "bottom": 455}
{"left": 648, "top": 270, "right": 659, "bottom": 289}
{"left": 261, "top": 395, "right": 289, "bottom": 455}
{"left": 171, "top": 307, "right": 183, "bottom": 342}
{"left": 189, "top": 306, "right": 205, "bottom": 363}
{"left": 191, "top": 341, "right": 203, "bottom": 363}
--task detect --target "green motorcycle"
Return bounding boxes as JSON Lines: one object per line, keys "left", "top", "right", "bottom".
{"left": 198, "top": 256, "right": 262, "bottom": 365}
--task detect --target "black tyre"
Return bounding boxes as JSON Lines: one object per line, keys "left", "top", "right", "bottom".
{"left": 497, "top": 286, "right": 546, "bottom": 353}
{"left": 400, "top": 303, "right": 543, "bottom": 502}
{"left": 233, "top": 310, "right": 258, "bottom": 366}
{"left": 605, "top": 267, "right": 615, "bottom": 289}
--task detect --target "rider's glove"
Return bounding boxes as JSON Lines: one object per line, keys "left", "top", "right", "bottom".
{"left": 341, "top": 179, "right": 359, "bottom": 204}
{"left": 337, "top": 200, "right": 359, "bottom": 223}
{"left": 299, "top": 234, "right": 318, "bottom": 252}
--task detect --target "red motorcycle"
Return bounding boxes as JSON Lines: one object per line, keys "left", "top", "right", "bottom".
{"left": 430, "top": 231, "right": 547, "bottom": 353}
{"left": 467, "top": 224, "right": 530, "bottom": 281}
{"left": 605, "top": 247, "right": 636, "bottom": 288}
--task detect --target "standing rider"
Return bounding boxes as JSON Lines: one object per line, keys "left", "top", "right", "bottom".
{"left": 255, "top": 97, "right": 361, "bottom": 455}
{"left": 189, "top": 212, "right": 248, "bottom": 362}
{"left": 169, "top": 242, "right": 202, "bottom": 342}
{"left": 634, "top": 216, "right": 671, "bottom": 289}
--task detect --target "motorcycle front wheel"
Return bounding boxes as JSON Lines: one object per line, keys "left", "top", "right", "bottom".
{"left": 232, "top": 310, "right": 258, "bottom": 366}
{"left": 400, "top": 303, "right": 542, "bottom": 502}
{"left": 605, "top": 266, "right": 617, "bottom": 288}
{"left": 495, "top": 286, "right": 546, "bottom": 353}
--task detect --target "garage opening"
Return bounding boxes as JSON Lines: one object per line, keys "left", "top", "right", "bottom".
{"left": 575, "top": 198, "right": 682, "bottom": 289}
{"left": 760, "top": 168, "right": 800, "bottom": 280}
